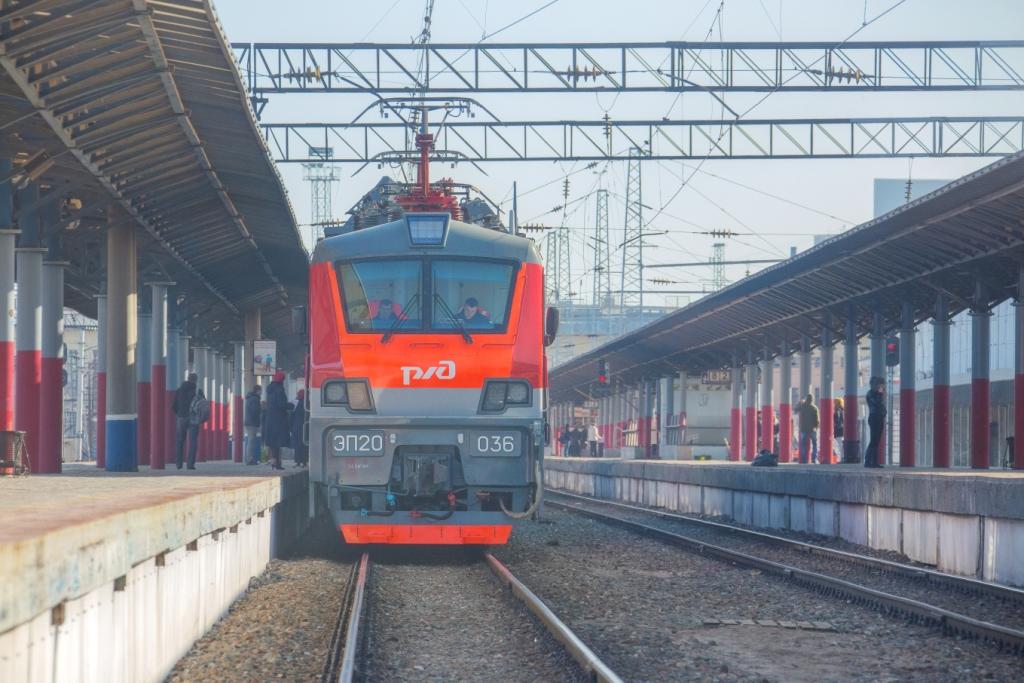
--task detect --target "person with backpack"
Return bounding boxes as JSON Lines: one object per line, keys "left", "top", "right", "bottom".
{"left": 172, "top": 372, "right": 197, "bottom": 469}
{"left": 797, "top": 394, "right": 820, "bottom": 464}
{"left": 243, "top": 385, "right": 262, "bottom": 465}
{"left": 264, "top": 371, "right": 290, "bottom": 471}
{"left": 186, "top": 388, "right": 211, "bottom": 470}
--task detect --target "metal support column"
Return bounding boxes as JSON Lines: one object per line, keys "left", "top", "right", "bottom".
{"left": 136, "top": 312, "right": 151, "bottom": 466}
{"left": 799, "top": 333, "right": 811, "bottom": 401}
{"left": 244, "top": 309, "right": 261, "bottom": 396}
{"left": 760, "top": 345, "right": 774, "bottom": 453}
{"left": 105, "top": 220, "right": 137, "bottom": 471}
{"left": 729, "top": 353, "right": 742, "bottom": 461}
{"left": 209, "top": 353, "right": 219, "bottom": 459}
{"left": 820, "top": 314, "right": 834, "bottom": 465}
{"left": 218, "top": 354, "right": 228, "bottom": 458}
{"left": 899, "top": 302, "right": 916, "bottom": 467}
{"left": 149, "top": 283, "right": 170, "bottom": 469}
{"left": 0, "top": 158, "right": 14, "bottom": 433}
{"left": 14, "top": 183, "right": 42, "bottom": 467}
{"left": 779, "top": 346, "right": 792, "bottom": 462}
{"left": 233, "top": 342, "right": 245, "bottom": 463}
{"left": 165, "top": 318, "right": 177, "bottom": 466}
{"left": 1016, "top": 271, "right": 1024, "bottom": 469}
{"left": 843, "top": 315, "right": 860, "bottom": 463}
{"left": 933, "top": 295, "right": 951, "bottom": 468}
{"left": 744, "top": 352, "right": 757, "bottom": 461}
{"left": 970, "top": 283, "right": 991, "bottom": 469}
{"left": 39, "top": 239, "right": 66, "bottom": 473}
{"left": 95, "top": 295, "right": 106, "bottom": 467}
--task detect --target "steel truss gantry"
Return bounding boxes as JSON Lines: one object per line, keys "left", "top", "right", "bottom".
{"left": 259, "top": 116, "right": 1024, "bottom": 163}
{"left": 231, "top": 41, "right": 1024, "bottom": 96}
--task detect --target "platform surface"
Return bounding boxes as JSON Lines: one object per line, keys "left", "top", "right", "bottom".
{"left": 0, "top": 462, "right": 307, "bottom": 635}
{"left": 545, "top": 457, "right": 1024, "bottom": 519}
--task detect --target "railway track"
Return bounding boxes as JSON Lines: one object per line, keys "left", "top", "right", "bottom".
{"left": 546, "top": 489, "right": 1024, "bottom": 655}
{"left": 322, "top": 549, "right": 622, "bottom": 682}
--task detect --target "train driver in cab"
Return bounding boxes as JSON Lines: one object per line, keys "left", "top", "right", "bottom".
{"left": 457, "top": 296, "right": 491, "bottom": 328}
{"left": 372, "top": 298, "right": 396, "bottom": 328}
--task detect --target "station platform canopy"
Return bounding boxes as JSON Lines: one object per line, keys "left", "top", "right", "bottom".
{"left": 0, "top": 0, "right": 308, "bottom": 366}
{"left": 550, "top": 149, "right": 1024, "bottom": 402}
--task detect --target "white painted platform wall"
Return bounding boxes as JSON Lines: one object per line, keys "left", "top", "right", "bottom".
{"left": 546, "top": 469, "right": 1024, "bottom": 588}
{"left": 0, "top": 513, "right": 272, "bottom": 683}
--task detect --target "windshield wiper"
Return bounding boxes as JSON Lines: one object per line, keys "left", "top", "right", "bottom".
{"left": 434, "top": 293, "right": 473, "bottom": 344}
{"left": 381, "top": 293, "right": 419, "bottom": 344}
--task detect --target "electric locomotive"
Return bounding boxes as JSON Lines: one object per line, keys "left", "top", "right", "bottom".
{"left": 305, "top": 132, "right": 557, "bottom": 544}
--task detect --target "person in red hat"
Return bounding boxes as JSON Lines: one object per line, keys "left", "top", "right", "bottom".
{"left": 264, "top": 370, "right": 289, "bottom": 470}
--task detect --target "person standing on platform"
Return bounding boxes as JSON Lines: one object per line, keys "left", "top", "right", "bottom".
{"left": 264, "top": 371, "right": 289, "bottom": 471}
{"left": 291, "top": 389, "right": 308, "bottom": 467}
{"left": 243, "top": 384, "right": 262, "bottom": 465}
{"left": 558, "top": 423, "right": 571, "bottom": 456}
{"left": 797, "top": 394, "right": 820, "bottom": 464}
{"left": 865, "top": 377, "right": 887, "bottom": 468}
{"left": 172, "top": 372, "right": 198, "bottom": 469}
{"left": 833, "top": 398, "right": 845, "bottom": 462}
{"left": 187, "top": 388, "right": 210, "bottom": 470}
{"left": 587, "top": 421, "right": 601, "bottom": 457}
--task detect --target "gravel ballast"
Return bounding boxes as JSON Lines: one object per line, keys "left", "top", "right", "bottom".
{"left": 547, "top": 491, "right": 1024, "bottom": 632}
{"left": 167, "top": 519, "right": 357, "bottom": 681}
{"left": 363, "top": 549, "right": 589, "bottom": 682}
{"left": 494, "top": 507, "right": 1024, "bottom": 682}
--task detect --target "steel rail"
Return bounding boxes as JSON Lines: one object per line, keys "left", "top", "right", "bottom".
{"left": 547, "top": 489, "right": 1024, "bottom": 605}
{"left": 322, "top": 553, "right": 370, "bottom": 683}
{"left": 484, "top": 553, "right": 624, "bottom": 683}
{"left": 547, "top": 496, "right": 1024, "bottom": 654}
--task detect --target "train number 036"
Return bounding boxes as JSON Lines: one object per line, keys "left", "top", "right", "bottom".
{"left": 476, "top": 435, "right": 516, "bottom": 453}
{"left": 333, "top": 432, "right": 384, "bottom": 453}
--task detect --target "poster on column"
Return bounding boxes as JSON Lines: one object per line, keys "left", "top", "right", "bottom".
{"left": 253, "top": 340, "right": 276, "bottom": 376}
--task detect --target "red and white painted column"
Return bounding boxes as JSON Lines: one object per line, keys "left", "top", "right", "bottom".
{"left": 899, "top": 302, "right": 916, "bottom": 467}
{"left": 217, "top": 353, "right": 228, "bottom": 458}
{"left": 1015, "top": 272, "right": 1024, "bottom": 470}
{"left": 164, "top": 320, "right": 177, "bottom": 467}
{"left": 233, "top": 342, "right": 244, "bottom": 463}
{"left": 15, "top": 246, "right": 45, "bottom": 470}
{"left": 38, "top": 249, "right": 66, "bottom": 473}
{"left": 819, "top": 314, "right": 834, "bottom": 465}
{"left": 729, "top": 354, "right": 742, "bottom": 461}
{"left": 970, "top": 282, "right": 991, "bottom": 469}
{"left": 759, "top": 346, "right": 774, "bottom": 453}
{"left": 744, "top": 352, "right": 757, "bottom": 461}
{"left": 0, "top": 228, "right": 16, "bottom": 434}
{"left": 149, "top": 283, "right": 171, "bottom": 469}
{"left": 136, "top": 312, "right": 151, "bottom": 467}
{"left": 843, "top": 315, "right": 859, "bottom": 463}
{"left": 778, "top": 347, "right": 792, "bottom": 462}
{"left": 95, "top": 294, "right": 106, "bottom": 467}
{"left": 933, "top": 295, "right": 951, "bottom": 468}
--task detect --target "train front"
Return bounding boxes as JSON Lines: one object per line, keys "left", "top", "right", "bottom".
{"left": 308, "top": 212, "right": 550, "bottom": 544}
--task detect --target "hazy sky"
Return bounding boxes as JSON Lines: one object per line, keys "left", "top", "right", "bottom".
{"left": 214, "top": 0, "right": 1024, "bottom": 305}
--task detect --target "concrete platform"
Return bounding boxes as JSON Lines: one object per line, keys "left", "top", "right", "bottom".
{"left": 0, "top": 462, "right": 310, "bottom": 682}
{"left": 545, "top": 458, "right": 1024, "bottom": 588}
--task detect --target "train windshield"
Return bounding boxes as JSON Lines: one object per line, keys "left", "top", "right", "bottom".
{"left": 431, "top": 260, "right": 514, "bottom": 331}
{"left": 337, "top": 260, "right": 423, "bottom": 331}
{"left": 337, "top": 258, "right": 516, "bottom": 334}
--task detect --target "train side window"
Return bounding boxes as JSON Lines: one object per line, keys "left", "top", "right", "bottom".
{"left": 336, "top": 260, "right": 423, "bottom": 332}
{"left": 431, "top": 260, "right": 515, "bottom": 332}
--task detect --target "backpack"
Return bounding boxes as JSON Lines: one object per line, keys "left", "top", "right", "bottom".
{"left": 752, "top": 449, "right": 778, "bottom": 467}
{"left": 190, "top": 396, "right": 211, "bottom": 426}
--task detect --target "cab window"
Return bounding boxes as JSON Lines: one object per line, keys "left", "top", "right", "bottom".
{"left": 337, "top": 260, "right": 422, "bottom": 331}
{"left": 431, "top": 260, "right": 515, "bottom": 332}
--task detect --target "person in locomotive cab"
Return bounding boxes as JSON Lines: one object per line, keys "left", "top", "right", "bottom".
{"left": 372, "top": 298, "right": 396, "bottom": 328}
{"left": 457, "top": 297, "right": 491, "bottom": 328}
{"left": 264, "top": 371, "right": 290, "bottom": 471}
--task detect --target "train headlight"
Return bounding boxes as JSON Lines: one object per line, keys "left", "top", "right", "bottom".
{"left": 406, "top": 213, "right": 450, "bottom": 247}
{"left": 323, "top": 381, "right": 348, "bottom": 405}
{"left": 479, "top": 379, "right": 532, "bottom": 412}
{"left": 322, "top": 379, "right": 375, "bottom": 412}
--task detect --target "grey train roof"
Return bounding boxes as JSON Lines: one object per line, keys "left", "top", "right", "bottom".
{"left": 313, "top": 217, "right": 542, "bottom": 265}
